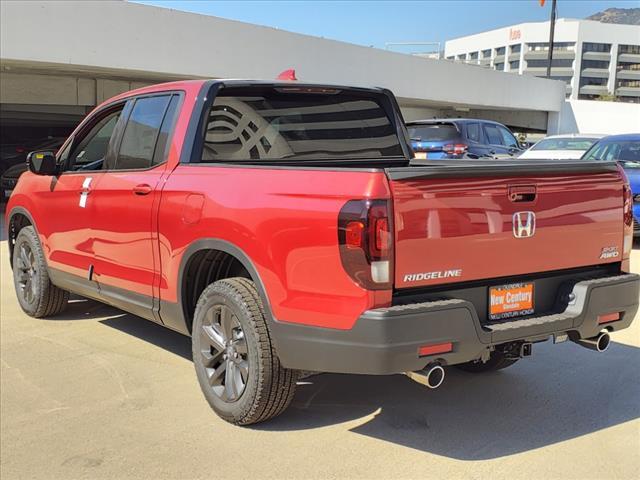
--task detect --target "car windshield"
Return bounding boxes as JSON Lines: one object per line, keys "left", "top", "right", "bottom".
{"left": 531, "top": 137, "right": 598, "bottom": 151}
{"left": 582, "top": 140, "right": 640, "bottom": 167}
{"left": 408, "top": 123, "right": 459, "bottom": 142}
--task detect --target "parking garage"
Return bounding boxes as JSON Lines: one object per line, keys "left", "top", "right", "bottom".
{"left": 0, "top": 0, "right": 566, "bottom": 171}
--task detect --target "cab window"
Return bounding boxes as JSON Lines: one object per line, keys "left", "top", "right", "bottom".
{"left": 498, "top": 126, "right": 519, "bottom": 148}
{"left": 67, "top": 109, "right": 122, "bottom": 171}
{"left": 113, "top": 95, "right": 173, "bottom": 170}
{"left": 483, "top": 124, "right": 504, "bottom": 145}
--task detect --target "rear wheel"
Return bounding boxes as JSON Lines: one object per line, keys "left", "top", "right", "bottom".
{"left": 455, "top": 350, "right": 519, "bottom": 373}
{"left": 192, "top": 277, "right": 298, "bottom": 425}
{"left": 12, "top": 226, "right": 69, "bottom": 317}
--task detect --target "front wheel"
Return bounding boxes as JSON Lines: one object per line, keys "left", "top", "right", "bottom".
{"left": 12, "top": 226, "right": 69, "bottom": 318}
{"left": 192, "top": 277, "right": 298, "bottom": 425}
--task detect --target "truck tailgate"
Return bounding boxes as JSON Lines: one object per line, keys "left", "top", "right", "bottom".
{"left": 387, "top": 160, "right": 624, "bottom": 290}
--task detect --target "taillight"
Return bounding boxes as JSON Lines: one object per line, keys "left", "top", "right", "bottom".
{"left": 618, "top": 164, "right": 633, "bottom": 270}
{"left": 338, "top": 199, "right": 393, "bottom": 290}
{"left": 443, "top": 144, "right": 468, "bottom": 155}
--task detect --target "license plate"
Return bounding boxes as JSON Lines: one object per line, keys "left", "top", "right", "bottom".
{"left": 489, "top": 282, "right": 534, "bottom": 320}
{"left": 414, "top": 152, "right": 427, "bottom": 159}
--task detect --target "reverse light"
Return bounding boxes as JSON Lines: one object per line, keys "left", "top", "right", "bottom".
{"left": 443, "top": 144, "right": 468, "bottom": 156}
{"left": 338, "top": 199, "right": 393, "bottom": 290}
{"left": 618, "top": 165, "right": 633, "bottom": 271}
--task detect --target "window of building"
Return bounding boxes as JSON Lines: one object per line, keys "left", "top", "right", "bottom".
{"left": 527, "top": 59, "right": 573, "bottom": 68}
{"left": 580, "top": 77, "right": 608, "bottom": 87}
{"left": 582, "top": 59, "right": 609, "bottom": 70}
{"left": 617, "top": 79, "right": 640, "bottom": 88}
{"left": 582, "top": 43, "right": 611, "bottom": 53}
{"left": 509, "top": 60, "right": 520, "bottom": 70}
{"left": 446, "top": 56, "right": 454, "bottom": 61}
{"left": 549, "top": 76, "right": 573, "bottom": 84}
{"left": 528, "top": 42, "right": 574, "bottom": 52}
{"left": 619, "top": 44, "right": 640, "bottom": 55}
{"left": 617, "top": 62, "right": 640, "bottom": 71}
{"left": 469, "top": 51, "right": 478, "bottom": 60}
{"left": 495, "top": 47, "right": 506, "bottom": 56}
{"left": 482, "top": 49, "right": 491, "bottom": 58}
{"left": 510, "top": 44, "right": 521, "bottom": 54}
{"left": 494, "top": 62, "right": 505, "bottom": 71}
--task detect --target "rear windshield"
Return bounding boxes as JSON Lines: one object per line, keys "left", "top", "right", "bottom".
{"left": 200, "top": 86, "right": 404, "bottom": 164}
{"left": 583, "top": 140, "right": 640, "bottom": 167}
{"left": 407, "top": 123, "right": 459, "bottom": 142}
{"left": 531, "top": 137, "right": 598, "bottom": 151}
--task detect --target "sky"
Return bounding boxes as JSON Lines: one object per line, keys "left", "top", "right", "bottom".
{"left": 132, "top": 0, "right": 639, "bottom": 52}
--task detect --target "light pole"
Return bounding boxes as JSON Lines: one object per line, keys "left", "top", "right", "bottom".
{"left": 546, "top": 0, "right": 558, "bottom": 78}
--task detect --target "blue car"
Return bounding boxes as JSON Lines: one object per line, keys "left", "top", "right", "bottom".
{"left": 406, "top": 119, "right": 524, "bottom": 160}
{"left": 582, "top": 133, "right": 640, "bottom": 237}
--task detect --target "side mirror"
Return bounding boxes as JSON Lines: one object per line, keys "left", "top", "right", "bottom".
{"left": 27, "top": 151, "right": 57, "bottom": 176}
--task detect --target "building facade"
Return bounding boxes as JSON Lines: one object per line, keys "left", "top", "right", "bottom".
{"left": 444, "top": 19, "right": 640, "bottom": 103}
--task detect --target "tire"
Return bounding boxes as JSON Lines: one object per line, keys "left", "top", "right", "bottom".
{"left": 455, "top": 350, "right": 519, "bottom": 373}
{"left": 192, "top": 277, "right": 298, "bottom": 425}
{"left": 12, "top": 226, "right": 69, "bottom": 318}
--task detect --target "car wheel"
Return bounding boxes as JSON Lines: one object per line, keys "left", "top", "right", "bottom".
{"left": 192, "top": 277, "right": 298, "bottom": 425}
{"left": 12, "top": 226, "right": 69, "bottom": 317}
{"left": 455, "top": 350, "right": 519, "bottom": 373}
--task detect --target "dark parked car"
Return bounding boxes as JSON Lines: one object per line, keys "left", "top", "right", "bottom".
{"left": 1, "top": 138, "right": 65, "bottom": 202}
{"left": 407, "top": 119, "right": 524, "bottom": 160}
{"left": 582, "top": 133, "right": 640, "bottom": 237}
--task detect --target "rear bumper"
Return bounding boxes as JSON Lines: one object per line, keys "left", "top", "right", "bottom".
{"left": 272, "top": 273, "right": 640, "bottom": 374}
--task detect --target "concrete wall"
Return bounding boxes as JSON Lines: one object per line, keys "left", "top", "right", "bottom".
{"left": 0, "top": 0, "right": 565, "bottom": 114}
{"left": 548, "top": 99, "right": 640, "bottom": 135}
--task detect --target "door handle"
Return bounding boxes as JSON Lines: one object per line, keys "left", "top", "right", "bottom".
{"left": 133, "top": 184, "right": 152, "bottom": 196}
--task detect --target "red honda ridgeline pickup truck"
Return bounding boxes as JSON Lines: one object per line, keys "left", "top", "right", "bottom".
{"left": 6, "top": 80, "right": 639, "bottom": 425}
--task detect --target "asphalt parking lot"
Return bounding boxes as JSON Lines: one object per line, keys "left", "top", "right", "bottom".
{"left": 1, "top": 232, "right": 639, "bottom": 479}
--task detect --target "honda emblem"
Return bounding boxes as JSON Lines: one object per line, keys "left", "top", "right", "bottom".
{"left": 513, "top": 211, "right": 536, "bottom": 238}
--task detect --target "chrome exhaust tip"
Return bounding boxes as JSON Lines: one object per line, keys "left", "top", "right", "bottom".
{"left": 573, "top": 331, "right": 611, "bottom": 353}
{"left": 406, "top": 363, "right": 445, "bottom": 389}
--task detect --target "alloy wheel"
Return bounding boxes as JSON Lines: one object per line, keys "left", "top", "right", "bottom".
{"left": 199, "top": 304, "right": 249, "bottom": 402}
{"left": 15, "top": 243, "right": 37, "bottom": 304}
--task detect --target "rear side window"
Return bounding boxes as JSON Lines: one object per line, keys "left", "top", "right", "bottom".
{"left": 408, "top": 123, "right": 459, "bottom": 142}
{"left": 483, "top": 124, "right": 504, "bottom": 145}
{"left": 466, "top": 123, "right": 481, "bottom": 142}
{"left": 115, "top": 95, "right": 172, "bottom": 170}
{"left": 200, "top": 87, "right": 403, "bottom": 163}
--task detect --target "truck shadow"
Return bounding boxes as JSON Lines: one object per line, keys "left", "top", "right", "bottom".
{"left": 52, "top": 297, "right": 640, "bottom": 461}
{"left": 265, "top": 341, "right": 640, "bottom": 460}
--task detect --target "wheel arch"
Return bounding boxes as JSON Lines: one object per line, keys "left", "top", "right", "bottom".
{"left": 175, "top": 239, "right": 276, "bottom": 334}
{"left": 6, "top": 206, "right": 39, "bottom": 269}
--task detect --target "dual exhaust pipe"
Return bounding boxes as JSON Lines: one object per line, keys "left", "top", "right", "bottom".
{"left": 406, "top": 363, "right": 445, "bottom": 390}
{"left": 406, "top": 331, "right": 611, "bottom": 390}
{"left": 572, "top": 330, "right": 611, "bottom": 353}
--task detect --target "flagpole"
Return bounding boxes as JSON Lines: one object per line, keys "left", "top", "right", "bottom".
{"left": 546, "top": 0, "right": 557, "bottom": 78}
